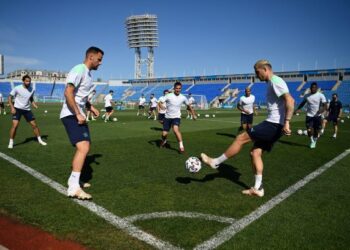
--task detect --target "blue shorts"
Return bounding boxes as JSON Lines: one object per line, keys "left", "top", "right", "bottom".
{"left": 241, "top": 113, "right": 253, "bottom": 125}
{"left": 247, "top": 121, "right": 283, "bottom": 152}
{"left": 163, "top": 118, "right": 181, "bottom": 132}
{"left": 105, "top": 106, "right": 113, "bottom": 112}
{"left": 61, "top": 115, "right": 90, "bottom": 146}
{"left": 327, "top": 114, "right": 338, "bottom": 124}
{"left": 158, "top": 113, "right": 165, "bottom": 122}
{"left": 306, "top": 116, "right": 322, "bottom": 130}
{"left": 12, "top": 108, "right": 35, "bottom": 122}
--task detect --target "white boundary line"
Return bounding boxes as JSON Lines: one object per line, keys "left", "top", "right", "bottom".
{"left": 0, "top": 152, "right": 180, "bottom": 250}
{"left": 194, "top": 148, "right": 350, "bottom": 250}
{"left": 1, "top": 149, "right": 349, "bottom": 249}
{"left": 125, "top": 211, "right": 236, "bottom": 224}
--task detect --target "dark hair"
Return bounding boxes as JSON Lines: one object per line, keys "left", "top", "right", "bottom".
{"left": 86, "top": 46, "right": 104, "bottom": 57}
{"left": 310, "top": 82, "right": 318, "bottom": 88}
{"left": 109, "top": 90, "right": 114, "bottom": 93}
{"left": 174, "top": 81, "right": 182, "bottom": 88}
{"left": 332, "top": 93, "right": 338, "bottom": 97}
{"left": 22, "top": 74, "right": 31, "bottom": 82}
{"left": 163, "top": 89, "right": 169, "bottom": 94}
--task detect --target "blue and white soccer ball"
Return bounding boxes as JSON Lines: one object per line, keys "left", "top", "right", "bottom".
{"left": 185, "top": 156, "right": 202, "bottom": 173}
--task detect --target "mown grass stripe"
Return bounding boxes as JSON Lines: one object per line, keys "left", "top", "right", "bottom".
{"left": 0, "top": 152, "right": 180, "bottom": 250}
{"left": 194, "top": 148, "right": 350, "bottom": 250}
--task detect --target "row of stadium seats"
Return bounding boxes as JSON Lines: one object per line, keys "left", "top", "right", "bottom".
{"left": 0, "top": 80, "right": 349, "bottom": 106}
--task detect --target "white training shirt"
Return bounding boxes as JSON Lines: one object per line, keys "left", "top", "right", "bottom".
{"left": 164, "top": 93, "right": 189, "bottom": 119}
{"left": 10, "top": 84, "right": 35, "bottom": 111}
{"left": 139, "top": 97, "right": 146, "bottom": 106}
{"left": 303, "top": 92, "right": 327, "bottom": 117}
{"left": 87, "top": 91, "right": 95, "bottom": 102}
{"left": 239, "top": 94, "right": 255, "bottom": 114}
{"left": 188, "top": 96, "right": 195, "bottom": 105}
{"left": 265, "top": 75, "right": 289, "bottom": 125}
{"left": 150, "top": 97, "right": 158, "bottom": 108}
{"left": 158, "top": 95, "right": 167, "bottom": 114}
{"left": 60, "top": 64, "right": 93, "bottom": 119}
{"left": 104, "top": 93, "right": 113, "bottom": 107}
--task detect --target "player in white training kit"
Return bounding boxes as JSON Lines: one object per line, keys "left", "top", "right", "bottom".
{"left": 86, "top": 89, "right": 96, "bottom": 121}
{"left": 295, "top": 82, "right": 327, "bottom": 148}
{"left": 201, "top": 60, "right": 294, "bottom": 197}
{"left": 186, "top": 93, "right": 195, "bottom": 119}
{"left": 137, "top": 94, "right": 146, "bottom": 116}
{"left": 60, "top": 47, "right": 103, "bottom": 200}
{"left": 8, "top": 75, "right": 47, "bottom": 149}
{"left": 102, "top": 90, "right": 115, "bottom": 122}
{"left": 148, "top": 94, "right": 158, "bottom": 120}
{"left": 0, "top": 92, "right": 6, "bottom": 115}
{"left": 160, "top": 82, "right": 197, "bottom": 153}
{"left": 237, "top": 87, "right": 256, "bottom": 132}
{"left": 157, "top": 89, "right": 169, "bottom": 124}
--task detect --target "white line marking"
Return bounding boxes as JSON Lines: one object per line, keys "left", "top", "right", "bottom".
{"left": 194, "top": 149, "right": 350, "bottom": 250}
{"left": 125, "top": 211, "right": 236, "bottom": 224}
{"left": 0, "top": 152, "right": 180, "bottom": 250}
{"left": 197, "top": 119, "right": 240, "bottom": 124}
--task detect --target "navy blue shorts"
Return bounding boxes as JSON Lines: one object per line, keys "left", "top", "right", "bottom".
{"left": 105, "top": 106, "right": 113, "bottom": 112}
{"left": 241, "top": 113, "right": 253, "bottom": 125}
{"left": 138, "top": 105, "right": 145, "bottom": 110}
{"left": 61, "top": 115, "right": 90, "bottom": 146}
{"left": 12, "top": 108, "right": 35, "bottom": 122}
{"left": 158, "top": 113, "right": 165, "bottom": 122}
{"left": 327, "top": 114, "right": 338, "bottom": 124}
{"left": 163, "top": 118, "right": 181, "bottom": 132}
{"left": 306, "top": 116, "right": 322, "bottom": 130}
{"left": 247, "top": 121, "right": 283, "bottom": 152}
{"left": 85, "top": 102, "right": 92, "bottom": 110}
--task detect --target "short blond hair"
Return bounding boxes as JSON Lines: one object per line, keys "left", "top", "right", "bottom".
{"left": 254, "top": 60, "right": 272, "bottom": 69}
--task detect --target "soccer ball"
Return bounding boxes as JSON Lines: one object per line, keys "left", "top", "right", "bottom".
{"left": 212, "top": 114, "right": 216, "bottom": 118}
{"left": 185, "top": 157, "right": 202, "bottom": 173}
{"left": 297, "top": 129, "right": 303, "bottom": 135}
{"left": 44, "top": 110, "right": 48, "bottom": 113}
{"left": 113, "top": 117, "right": 118, "bottom": 122}
{"left": 303, "top": 130, "right": 308, "bottom": 136}
{"left": 340, "top": 119, "right": 344, "bottom": 123}
{"left": 197, "top": 114, "right": 200, "bottom": 117}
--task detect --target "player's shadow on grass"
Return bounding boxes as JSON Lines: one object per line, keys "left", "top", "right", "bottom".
{"left": 150, "top": 127, "right": 163, "bottom": 131}
{"left": 176, "top": 163, "right": 249, "bottom": 189}
{"left": 278, "top": 139, "right": 308, "bottom": 148}
{"left": 14, "top": 135, "right": 49, "bottom": 146}
{"left": 148, "top": 139, "right": 179, "bottom": 153}
{"left": 216, "top": 132, "right": 236, "bottom": 138}
{"left": 80, "top": 153, "right": 102, "bottom": 185}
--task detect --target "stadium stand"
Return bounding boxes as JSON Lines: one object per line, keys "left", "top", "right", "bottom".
{"left": 0, "top": 82, "right": 12, "bottom": 97}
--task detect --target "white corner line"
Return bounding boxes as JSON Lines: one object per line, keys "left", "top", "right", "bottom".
{"left": 0, "top": 152, "right": 181, "bottom": 250}
{"left": 194, "top": 149, "right": 350, "bottom": 250}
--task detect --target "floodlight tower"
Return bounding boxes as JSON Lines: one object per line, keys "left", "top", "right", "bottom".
{"left": 126, "top": 14, "right": 158, "bottom": 79}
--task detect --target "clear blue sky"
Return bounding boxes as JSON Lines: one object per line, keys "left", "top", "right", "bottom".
{"left": 1, "top": 0, "right": 350, "bottom": 80}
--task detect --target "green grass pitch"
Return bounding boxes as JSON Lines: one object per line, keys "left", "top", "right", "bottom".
{"left": 0, "top": 104, "right": 350, "bottom": 249}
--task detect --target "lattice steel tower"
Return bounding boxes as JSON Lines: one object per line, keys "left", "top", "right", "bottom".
{"left": 126, "top": 14, "right": 158, "bottom": 79}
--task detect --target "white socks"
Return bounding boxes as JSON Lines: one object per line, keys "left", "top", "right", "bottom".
{"left": 213, "top": 154, "right": 228, "bottom": 166}
{"left": 179, "top": 141, "right": 184, "bottom": 149}
{"left": 37, "top": 136, "right": 47, "bottom": 146}
{"left": 254, "top": 175, "right": 263, "bottom": 190}
{"left": 68, "top": 171, "right": 81, "bottom": 190}
{"left": 8, "top": 139, "right": 14, "bottom": 149}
